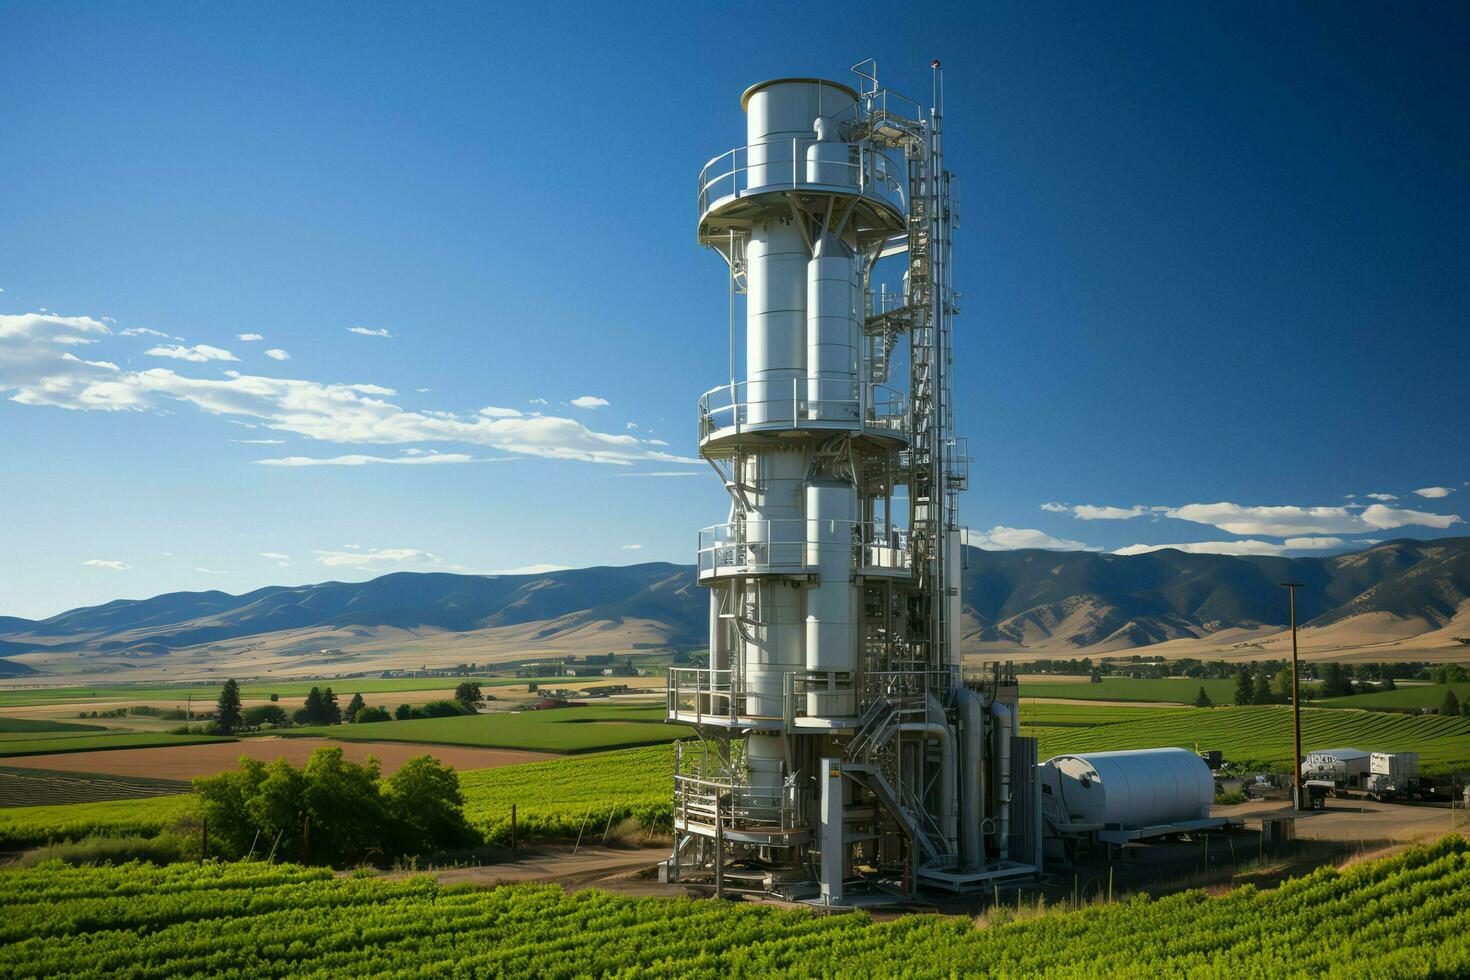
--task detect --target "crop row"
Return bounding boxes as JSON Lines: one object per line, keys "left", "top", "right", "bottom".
{"left": 1, "top": 837, "right": 1467, "bottom": 977}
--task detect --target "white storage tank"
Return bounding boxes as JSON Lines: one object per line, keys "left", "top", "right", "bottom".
{"left": 1043, "top": 748, "right": 1213, "bottom": 829}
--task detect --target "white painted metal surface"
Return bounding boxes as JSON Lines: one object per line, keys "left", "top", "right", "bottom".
{"left": 1044, "top": 748, "right": 1213, "bottom": 829}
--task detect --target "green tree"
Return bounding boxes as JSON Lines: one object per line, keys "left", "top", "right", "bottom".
{"left": 1193, "top": 686, "right": 1213, "bottom": 708}
{"left": 1321, "top": 663, "right": 1354, "bottom": 698}
{"left": 322, "top": 688, "right": 342, "bottom": 725}
{"left": 1443, "top": 690, "right": 1461, "bottom": 717}
{"left": 356, "top": 705, "right": 392, "bottom": 723}
{"left": 302, "top": 747, "right": 385, "bottom": 865}
{"left": 394, "top": 703, "right": 414, "bottom": 721}
{"left": 215, "top": 679, "right": 243, "bottom": 735}
{"left": 383, "top": 755, "right": 475, "bottom": 855}
{"left": 1272, "top": 667, "right": 1295, "bottom": 703}
{"left": 1252, "top": 672, "right": 1274, "bottom": 705}
{"left": 453, "top": 681, "right": 482, "bottom": 712}
{"left": 301, "top": 687, "right": 325, "bottom": 724}
{"left": 1233, "top": 670, "right": 1254, "bottom": 706}
{"left": 243, "top": 704, "right": 288, "bottom": 729}
{"left": 193, "top": 757, "right": 269, "bottom": 857}
{"left": 245, "top": 758, "right": 308, "bottom": 860}
{"left": 345, "top": 693, "right": 366, "bottom": 723}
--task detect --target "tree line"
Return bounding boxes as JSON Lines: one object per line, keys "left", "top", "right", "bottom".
{"left": 189, "top": 680, "right": 490, "bottom": 735}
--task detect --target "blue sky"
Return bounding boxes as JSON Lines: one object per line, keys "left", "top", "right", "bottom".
{"left": 1, "top": 1, "right": 1466, "bottom": 619}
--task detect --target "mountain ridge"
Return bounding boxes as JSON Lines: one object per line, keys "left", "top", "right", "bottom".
{"left": 2, "top": 540, "right": 1467, "bottom": 676}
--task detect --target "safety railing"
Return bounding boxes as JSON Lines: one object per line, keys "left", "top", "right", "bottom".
{"left": 697, "top": 519, "right": 911, "bottom": 578}
{"left": 697, "top": 378, "right": 908, "bottom": 442}
{"left": 673, "top": 742, "right": 807, "bottom": 836}
{"left": 697, "top": 136, "right": 905, "bottom": 218}
{"left": 667, "top": 667, "right": 739, "bottom": 725}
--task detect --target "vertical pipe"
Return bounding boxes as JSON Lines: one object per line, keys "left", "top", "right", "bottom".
{"left": 991, "top": 699, "right": 1012, "bottom": 859}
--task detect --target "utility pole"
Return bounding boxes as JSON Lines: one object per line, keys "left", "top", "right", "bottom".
{"left": 1281, "top": 582, "right": 1305, "bottom": 810}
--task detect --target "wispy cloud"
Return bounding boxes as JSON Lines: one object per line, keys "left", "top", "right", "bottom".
{"left": 1114, "top": 536, "right": 1347, "bottom": 557}
{"left": 1040, "top": 502, "right": 1151, "bottom": 520}
{"left": 315, "top": 547, "right": 439, "bottom": 568}
{"left": 1365, "top": 493, "right": 1398, "bottom": 501}
{"left": 620, "top": 544, "right": 643, "bottom": 550}
{"left": 194, "top": 567, "right": 228, "bottom": 575}
{"left": 145, "top": 344, "right": 238, "bottom": 362}
{"left": 1413, "top": 486, "right": 1455, "bottom": 499}
{"left": 256, "top": 453, "right": 475, "bottom": 467}
{"left": 238, "top": 333, "right": 264, "bottom": 342}
{"left": 571, "top": 395, "right": 609, "bottom": 409}
{"left": 121, "top": 327, "right": 173, "bottom": 339}
{"left": 0, "top": 313, "right": 701, "bottom": 467}
{"left": 231, "top": 438, "right": 286, "bottom": 444}
{"left": 259, "top": 552, "right": 291, "bottom": 561}
{"left": 1165, "top": 501, "right": 1460, "bottom": 535}
{"left": 963, "top": 526, "right": 1098, "bottom": 551}
{"left": 346, "top": 326, "right": 392, "bottom": 338}
{"left": 264, "top": 348, "right": 290, "bottom": 361}
{"left": 82, "top": 558, "right": 129, "bottom": 571}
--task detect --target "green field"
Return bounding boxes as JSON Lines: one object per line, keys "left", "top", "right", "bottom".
{"left": 0, "top": 838, "right": 1465, "bottom": 977}
{"left": 0, "top": 766, "right": 191, "bottom": 809}
{"left": 281, "top": 704, "right": 689, "bottom": 754}
{"left": 1315, "top": 682, "right": 1470, "bottom": 710}
{"left": 1016, "top": 703, "right": 1193, "bottom": 728}
{"left": 0, "top": 718, "right": 105, "bottom": 734}
{"left": 0, "top": 731, "right": 233, "bottom": 759}
{"left": 0, "top": 793, "right": 196, "bottom": 848}
{"left": 1024, "top": 704, "right": 1470, "bottom": 774}
{"left": 1020, "top": 677, "right": 1238, "bottom": 703}
{"left": 460, "top": 744, "right": 672, "bottom": 844}
{"left": 0, "top": 676, "right": 602, "bottom": 708}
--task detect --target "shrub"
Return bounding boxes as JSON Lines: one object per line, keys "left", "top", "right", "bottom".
{"left": 394, "top": 703, "right": 413, "bottom": 721}
{"left": 355, "top": 706, "right": 392, "bottom": 724}
{"left": 243, "top": 704, "right": 289, "bottom": 729}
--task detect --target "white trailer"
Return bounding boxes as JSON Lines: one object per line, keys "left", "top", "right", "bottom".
{"left": 1365, "top": 752, "right": 1420, "bottom": 799}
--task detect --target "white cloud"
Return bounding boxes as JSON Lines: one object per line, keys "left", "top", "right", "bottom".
{"left": 626, "top": 421, "right": 638, "bottom": 429}
{"left": 315, "top": 547, "right": 439, "bottom": 568}
{"left": 620, "top": 544, "right": 643, "bottom": 550}
{"left": 260, "top": 552, "right": 291, "bottom": 561}
{"left": 256, "top": 453, "right": 475, "bottom": 467}
{"left": 645, "top": 438, "right": 670, "bottom": 447}
{"left": 121, "top": 327, "right": 172, "bottom": 338}
{"left": 571, "top": 395, "right": 609, "bottom": 409}
{"left": 52, "top": 335, "right": 99, "bottom": 345}
{"left": 1365, "top": 493, "right": 1398, "bottom": 501}
{"left": 1114, "top": 536, "right": 1347, "bottom": 557}
{"left": 0, "top": 314, "right": 701, "bottom": 466}
{"left": 1073, "top": 504, "right": 1148, "bottom": 521}
{"left": 231, "top": 438, "right": 285, "bottom": 444}
{"left": 529, "top": 397, "right": 548, "bottom": 405}
{"left": 1413, "top": 486, "right": 1455, "bottom": 499}
{"left": 195, "top": 567, "right": 228, "bottom": 575}
{"left": 1040, "top": 502, "right": 1069, "bottom": 513}
{"left": 82, "top": 558, "right": 129, "bottom": 571}
{"left": 346, "top": 326, "right": 392, "bottom": 338}
{"left": 478, "top": 406, "right": 522, "bottom": 418}
{"left": 145, "top": 344, "right": 238, "bottom": 363}
{"left": 963, "top": 526, "right": 1098, "bottom": 551}
{"left": 238, "top": 333, "right": 264, "bottom": 342}
{"left": 264, "top": 348, "right": 290, "bottom": 361}
{"left": 1164, "top": 501, "right": 1461, "bottom": 536}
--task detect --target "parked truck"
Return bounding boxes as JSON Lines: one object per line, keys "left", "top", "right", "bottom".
{"left": 1365, "top": 751, "right": 1420, "bottom": 800}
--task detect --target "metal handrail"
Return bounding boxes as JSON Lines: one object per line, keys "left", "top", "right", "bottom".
{"left": 696, "top": 518, "right": 911, "bottom": 577}
{"left": 697, "top": 136, "right": 905, "bottom": 217}
{"left": 697, "top": 377, "right": 908, "bottom": 441}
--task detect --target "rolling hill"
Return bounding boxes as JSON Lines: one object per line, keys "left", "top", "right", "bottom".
{"left": 1, "top": 539, "right": 1466, "bottom": 680}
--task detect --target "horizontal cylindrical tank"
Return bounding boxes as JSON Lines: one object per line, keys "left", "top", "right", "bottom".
{"left": 1043, "top": 748, "right": 1212, "bottom": 828}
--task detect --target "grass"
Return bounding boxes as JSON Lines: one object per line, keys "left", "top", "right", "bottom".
{"left": 0, "top": 731, "right": 233, "bottom": 758}
{"left": 1023, "top": 703, "right": 1470, "bottom": 775}
{"left": 279, "top": 704, "right": 689, "bottom": 754}
{"left": 0, "top": 676, "right": 594, "bottom": 708}
{"left": 1314, "top": 682, "right": 1470, "bottom": 710}
{"left": 1020, "top": 677, "right": 1238, "bottom": 703}
{"left": 0, "top": 718, "right": 106, "bottom": 734}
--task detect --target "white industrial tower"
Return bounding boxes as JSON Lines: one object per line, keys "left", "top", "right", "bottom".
{"left": 666, "top": 60, "right": 1039, "bottom": 902}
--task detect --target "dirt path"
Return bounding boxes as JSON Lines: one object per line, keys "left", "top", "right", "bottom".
{"left": 1215, "top": 796, "right": 1465, "bottom": 844}
{"left": 367, "top": 844, "right": 675, "bottom": 896}
{"left": 0, "top": 738, "right": 556, "bottom": 780}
